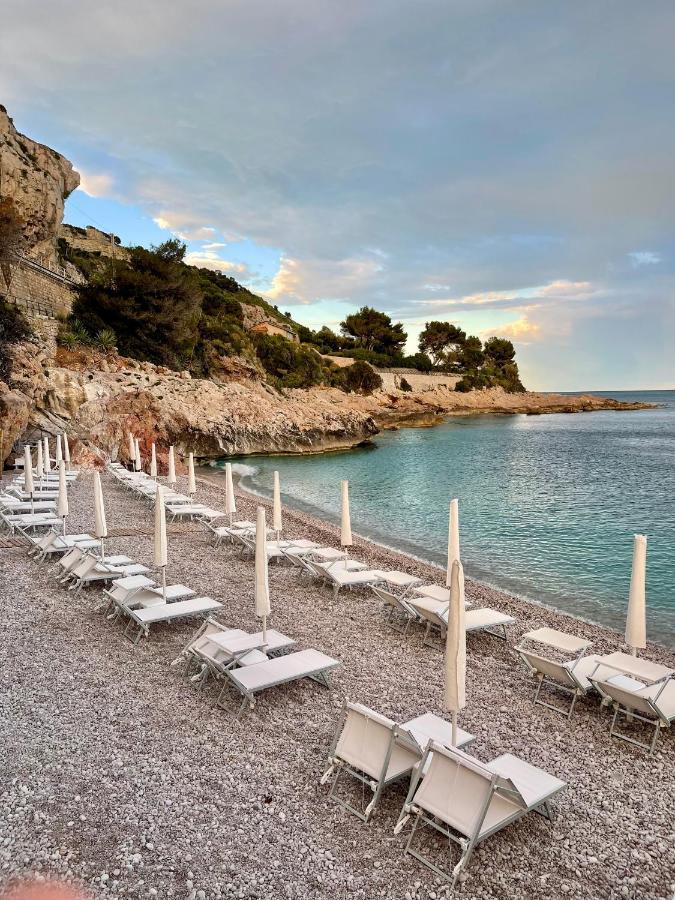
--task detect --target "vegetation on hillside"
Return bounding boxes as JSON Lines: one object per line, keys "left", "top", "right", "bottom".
{"left": 60, "top": 238, "right": 524, "bottom": 394}
{"left": 0, "top": 296, "right": 31, "bottom": 380}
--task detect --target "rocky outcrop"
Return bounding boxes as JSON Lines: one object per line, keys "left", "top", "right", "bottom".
{"left": 12, "top": 346, "right": 377, "bottom": 462}
{"left": 0, "top": 105, "right": 80, "bottom": 266}
{"left": 58, "top": 224, "right": 131, "bottom": 263}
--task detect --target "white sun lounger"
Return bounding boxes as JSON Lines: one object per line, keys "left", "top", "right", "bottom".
{"left": 394, "top": 743, "right": 566, "bottom": 887}
{"left": 321, "top": 702, "right": 475, "bottom": 821}
{"left": 315, "top": 565, "right": 384, "bottom": 599}
{"left": 587, "top": 656, "right": 675, "bottom": 754}
{"left": 372, "top": 584, "right": 420, "bottom": 634}
{"left": 117, "top": 596, "right": 223, "bottom": 643}
{"left": 68, "top": 556, "right": 149, "bottom": 592}
{"left": 103, "top": 574, "right": 196, "bottom": 615}
{"left": 225, "top": 649, "right": 340, "bottom": 715}
{"left": 515, "top": 628, "right": 608, "bottom": 718}
{"left": 407, "top": 596, "right": 514, "bottom": 646}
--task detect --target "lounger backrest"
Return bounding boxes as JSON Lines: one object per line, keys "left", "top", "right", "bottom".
{"left": 372, "top": 585, "right": 401, "bottom": 607}
{"left": 58, "top": 546, "right": 86, "bottom": 572}
{"left": 409, "top": 601, "right": 444, "bottom": 629}
{"left": 593, "top": 678, "right": 660, "bottom": 720}
{"left": 518, "top": 650, "right": 577, "bottom": 689}
{"left": 413, "top": 743, "right": 497, "bottom": 839}
{"left": 335, "top": 703, "right": 398, "bottom": 780}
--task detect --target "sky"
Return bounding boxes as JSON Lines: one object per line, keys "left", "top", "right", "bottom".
{"left": 1, "top": 0, "right": 673, "bottom": 390}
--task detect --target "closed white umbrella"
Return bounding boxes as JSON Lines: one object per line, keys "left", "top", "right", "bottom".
{"left": 225, "top": 462, "right": 236, "bottom": 525}
{"left": 150, "top": 442, "right": 158, "bottom": 479}
{"left": 273, "top": 470, "right": 282, "bottom": 538}
{"left": 445, "top": 559, "right": 466, "bottom": 746}
{"left": 35, "top": 440, "right": 44, "bottom": 480}
{"left": 24, "top": 446, "right": 34, "bottom": 512}
{"left": 43, "top": 436, "right": 50, "bottom": 472}
{"left": 341, "top": 479, "right": 352, "bottom": 557}
{"left": 57, "top": 460, "right": 69, "bottom": 533}
{"left": 55, "top": 434, "right": 62, "bottom": 467}
{"left": 63, "top": 433, "right": 71, "bottom": 471}
{"left": 128, "top": 432, "right": 135, "bottom": 467}
{"left": 255, "top": 505, "right": 271, "bottom": 645}
{"left": 154, "top": 483, "right": 168, "bottom": 601}
{"left": 187, "top": 452, "right": 197, "bottom": 496}
{"left": 446, "top": 498, "right": 460, "bottom": 587}
{"left": 167, "top": 446, "right": 177, "bottom": 486}
{"left": 625, "top": 534, "right": 647, "bottom": 655}
{"left": 134, "top": 438, "right": 141, "bottom": 473}
{"left": 93, "top": 470, "right": 108, "bottom": 559}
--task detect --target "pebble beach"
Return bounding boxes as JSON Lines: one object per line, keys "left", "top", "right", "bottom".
{"left": 1, "top": 468, "right": 674, "bottom": 900}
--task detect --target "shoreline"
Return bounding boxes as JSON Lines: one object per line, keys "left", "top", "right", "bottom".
{"left": 200, "top": 467, "right": 675, "bottom": 656}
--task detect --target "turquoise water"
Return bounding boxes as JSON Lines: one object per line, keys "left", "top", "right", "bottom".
{"left": 213, "top": 391, "right": 675, "bottom": 648}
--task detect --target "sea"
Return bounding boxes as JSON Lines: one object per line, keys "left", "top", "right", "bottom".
{"left": 210, "top": 391, "right": 675, "bottom": 649}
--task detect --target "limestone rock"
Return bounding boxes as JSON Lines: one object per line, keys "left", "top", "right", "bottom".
{"left": 0, "top": 105, "right": 80, "bottom": 266}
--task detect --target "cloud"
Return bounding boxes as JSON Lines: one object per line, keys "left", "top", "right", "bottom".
{"left": 78, "top": 170, "right": 114, "bottom": 198}
{"left": 183, "top": 248, "right": 248, "bottom": 276}
{"left": 2, "top": 0, "right": 674, "bottom": 388}
{"left": 487, "top": 316, "right": 542, "bottom": 342}
{"left": 265, "top": 254, "right": 384, "bottom": 305}
{"left": 628, "top": 251, "right": 661, "bottom": 267}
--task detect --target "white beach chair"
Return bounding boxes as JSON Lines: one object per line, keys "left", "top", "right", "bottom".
{"left": 394, "top": 743, "right": 566, "bottom": 887}
{"left": 117, "top": 596, "right": 223, "bottom": 643}
{"left": 225, "top": 649, "right": 340, "bottom": 715}
{"left": 318, "top": 565, "right": 384, "bottom": 599}
{"left": 103, "top": 574, "right": 196, "bottom": 616}
{"left": 515, "top": 628, "right": 606, "bottom": 719}
{"left": 173, "top": 621, "right": 297, "bottom": 702}
{"left": 408, "top": 597, "right": 515, "bottom": 646}
{"left": 589, "top": 673, "right": 675, "bottom": 754}
{"left": 321, "top": 702, "right": 476, "bottom": 822}
{"left": 372, "top": 584, "right": 419, "bottom": 634}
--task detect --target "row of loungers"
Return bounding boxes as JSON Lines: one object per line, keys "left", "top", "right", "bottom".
{"left": 517, "top": 627, "right": 675, "bottom": 754}
{"left": 0, "top": 469, "right": 77, "bottom": 534}
{"left": 18, "top": 503, "right": 342, "bottom": 714}
{"left": 321, "top": 701, "right": 566, "bottom": 888}
{"left": 108, "top": 463, "right": 225, "bottom": 522}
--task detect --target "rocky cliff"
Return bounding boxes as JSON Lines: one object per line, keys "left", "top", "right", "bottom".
{"left": 0, "top": 106, "right": 80, "bottom": 266}
{"left": 0, "top": 336, "right": 653, "bottom": 467}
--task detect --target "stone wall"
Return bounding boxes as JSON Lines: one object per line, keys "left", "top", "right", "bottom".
{"left": 0, "top": 260, "right": 75, "bottom": 319}
{"left": 59, "top": 224, "right": 131, "bottom": 262}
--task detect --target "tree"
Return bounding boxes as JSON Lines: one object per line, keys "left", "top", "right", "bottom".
{"left": 340, "top": 306, "right": 406, "bottom": 355}
{"left": 72, "top": 243, "right": 202, "bottom": 369}
{"left": 483, "top": 337, "right": 516, "bottom": 367}
{"left": 418, "top": 321, "right": 466, "bottom": 367}
{"left": 459, "top": 335, "right": 484, "bottom": 371}
{"left": 339, "top": 360, "right": 383, "bottom": 395}
{"left": 253, "top": 333, "right": 326, "bottom": 389}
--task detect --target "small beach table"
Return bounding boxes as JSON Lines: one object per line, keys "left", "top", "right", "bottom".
{"left": 316, "top": 559, "right": 368, "bottom": 573}
{"left": 400, "top": 712, "right": 475, "bottom": 753}
{"left": 591, "top": 652, "right": 674, "bottom": 685}
{"left": 308, "top": 547, "right": 350, "bottom": 562}
{"left": 375, "top": 570, "right": 422, "bottom": 598}
{"left": 413, "top": 584, "right": 450, "bottom": 604}
{"left": 520, "top": 627, "right": 592, "bottom": 666}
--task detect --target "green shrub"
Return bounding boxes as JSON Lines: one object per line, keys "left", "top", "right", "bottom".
{"left": 95, "top": 327, "right": 117, "bottom": 351}
{"left": 0, "top": 297, "right": 31, "bottom": 380}
{"left": 254, "top": 333, "right": 327, "bottom": 389}
{"left": 399, "top": 376, "right": 412, "bottom": 392}
{"left": 338, "top": 360, "right": 383, "bottom": 395}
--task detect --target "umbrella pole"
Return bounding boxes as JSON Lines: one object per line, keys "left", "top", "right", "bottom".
{"left": 100, "top": 537, "right": 105, "bottom": 561}
{"left": 162, "top": 566, "right": 167, "bottom": 602}
{"left": 30, "top": 491, "right": 34, "bottom": 514}
{"left": 62, "top": 515, "right": 67, "bottom": 536}
{"left": 630, "top": 646, "right": 637, "bottom": 657}
{"left": 451, "top": 712, "right": 458, "bottom": 747}
{"left": 262, "top": 614, "right": 267, "bottom": 647}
